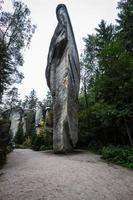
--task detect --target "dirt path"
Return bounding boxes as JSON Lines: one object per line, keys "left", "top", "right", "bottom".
{"left": 0, "top": 149, "right": 133, "bottom": 200}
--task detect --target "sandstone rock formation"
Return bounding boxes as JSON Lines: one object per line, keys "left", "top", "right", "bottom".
{"left": 35, "top": 107, "right": 44, "bottom": 135}
{"left": 9, "top": 108, "right": 35, "bottom": 137}
{"left": 22, "top": 109, "right": 35, "bottom": 135}
{"left": 10, "top": 110, "right": 21, "bottom": 137}
{"left": 46, "top": 4, "right": 80, "bottom": 153}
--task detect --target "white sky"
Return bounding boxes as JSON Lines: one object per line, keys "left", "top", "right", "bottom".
{"left": 2, "top": 0, "right": 119, "bottom": 100}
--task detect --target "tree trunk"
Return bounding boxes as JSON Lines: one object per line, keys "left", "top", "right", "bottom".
{"left": 83, "top": 78, "right": 88, "bottom": 109}
{"left": 124, "top": 117, "right": 133, "bottom": 146}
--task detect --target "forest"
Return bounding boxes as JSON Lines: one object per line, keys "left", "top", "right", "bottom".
{"left": 0, "top": 0, "right": 133, "bottom": 169}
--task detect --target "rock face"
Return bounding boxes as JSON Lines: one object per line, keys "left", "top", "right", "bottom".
{"left": 22, "top": 110, "right": 35, "bottom": 135}
{"left": 10, "top": 111, "right": 21, "bottom": 137}
{"left": 45, "top": 108, "right": 53, "bottom": 128}
{"left": 35, "top": 107, "right": 43, "bottom": 127}
{"left": 46, "top": 4, "right": 80, "bottom": 153}
{"left": 35, "top": 107, "right": 44, "bottom": 135}
{"left": 9, "top": 108, "right": 35, "bottom": 137}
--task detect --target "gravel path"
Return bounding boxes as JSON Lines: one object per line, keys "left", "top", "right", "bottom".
{"left": 0, "top": 149, "right": 133, "bottom": 200}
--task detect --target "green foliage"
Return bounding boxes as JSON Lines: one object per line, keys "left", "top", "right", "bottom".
{"left": 31, "top": 134, "right": 45, "bottom": 151}
{"left": 29, "top": 128, "right": 53, "bottom": 151}
{"left": 0, "top": 0, "right": 36, "bottom": 101}
{"left": 14, "top": 123, "right": 24, "bottom": 145}
{"left": 41, "top": 91, "right": 53, "bottom": 108}
{"left": 0, "top": 119, "right": 11, "bottom": 167}
{"left": 79, "top": 0, "right": 133, "bottom": 148}
{"left": 117, "top": 0, "right": 133, "bottom": 52}
{"left": 43, "top": 128, "right": 53, "bottom": 148}
{"left": 0, "top": 40, "right": 10, "bottom": 102}
{"left": 39, "top": 145, "right": 46, "bottom": 151}
{"left": 78, "top": 101, "right": 120, "bottom": 147}
{"left": 2, "top": 87, "right": 21, "bottom": 111}
{"left": 23, "top": 136, "right": 32, "bottom": 148}
{"left": 39, "top": 145, "right": 52, "bottom": 151}
{"left": 102, "top": 145, "right": 133, "bottom": 169}
{"left": 45, "top": 111, "right": 53, "bottom": 127}
{"left": 22, "top": 90, "right": 38, "bottom": 110}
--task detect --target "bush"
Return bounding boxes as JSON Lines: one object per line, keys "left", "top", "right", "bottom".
{"left": 39, "top": 145, "right": 52, "bottom": 151}
{"left": 14, "top": 123, "right": 25, "bottom": 145}
{"left": 23, "top": 137, "right": 32, "bottom": 148}
{"left": 0, "top": 119, "right": 11, "bottom": 167}
{"left": 101, "top": 145, "right": 133, "bottom": 169}
{"left": 31, "top": 128, "right": 53, "bottom": 151}
{"left": 87, "top": 140, "right": 103, "bottom": 154}
{"left": 39, "top": 145, "right": 47, "bottom": 151}
{"left": 31, "top": 134, "right": 45, "bottom": 151}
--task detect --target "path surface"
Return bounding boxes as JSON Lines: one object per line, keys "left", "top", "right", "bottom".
{"left": 0, "top": 149, "right": 133, "bottom": 200}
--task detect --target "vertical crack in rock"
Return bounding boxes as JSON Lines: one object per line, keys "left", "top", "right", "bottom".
{"left": 46, "top": 4, "right": 80, "bottom": 153}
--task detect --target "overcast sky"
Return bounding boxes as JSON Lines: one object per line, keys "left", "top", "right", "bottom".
{"left": 2, "top": 0, "right": 119, "bottom": 100}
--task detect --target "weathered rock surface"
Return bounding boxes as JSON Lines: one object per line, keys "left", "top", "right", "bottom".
{"left": 35, "top": 107, "right": 43, "bottom": 127}
{"left": 35, "top": 107, "right": 44, "bottom": 135}
{"left": 9, "top": 108, "right": 35, "bottom": 137}
{"left": 46, "top": 4, "right": 80, "bottom": 153}
{"left": 22, "top": 109, "right": 35, "bottom": 135}
{"left": 45, "top": 107, "right": 53, "bottom": 128}
{"left": 10, "top": 111, "right": 21, "bottom": 137}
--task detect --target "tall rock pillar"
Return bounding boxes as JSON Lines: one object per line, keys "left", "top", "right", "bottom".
{"left": 46, "top": 4, "right": 80, "bottom": 153}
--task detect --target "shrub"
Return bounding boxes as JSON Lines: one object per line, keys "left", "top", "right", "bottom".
{"left": 31, "top": 128, "right": 53, "bottom": 151}
{"left": 39, "top": 145, "right": 47, "bottom": 151}
{"left": 23, "top": 137, "right": 32, "bottom": 148}
{"left": 14, "top": 123, "right": 24, "bottom": 145}
{"left": 39, "top": 145, "right": 52, "bottom": 151}
{"left": 0, "top": 119, "right": 11, "bottom": 167}
{"left": 101, "top": 145, "right": 133, "bottom": 169}
{"left": 31, "top": 134, "right": 45, "bottom": 151}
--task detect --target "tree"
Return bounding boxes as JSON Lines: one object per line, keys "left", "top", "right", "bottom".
{"left": 42, "top": 91, "right": 52, "bottom": 108}
{"left": 3, "top": 87, "right": 20, "bottom": 111}
{"left": 79, "top": 1, "right": 133, "bottom": 146}
{"left": 117, "top": 0, "right": 133, "bottom": 52}
{"left": 0, "top": 0, "right": 36, "bottom": 101}
{"left": 80, "top": 34, "right": 98, "bottom": 108}
{"left": 28, "top": 90, "right": 38, "bottom": 110}
{"left": 22, "top": 89, "right": 38, "bottom": 110}
{"left": 95, "top": 20, "right": 115, "bottom": 50}
{"left": 0, "top": 39, "right": 10, "bottom": 101}
{"left": 14, "top": 122, "right": 24, "bottom": 145}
